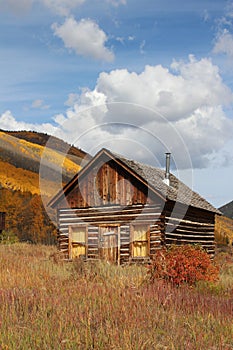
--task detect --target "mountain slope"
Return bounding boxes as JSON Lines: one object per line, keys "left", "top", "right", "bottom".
{"left": 0, "top": 131, "right": 88, "bottom": 196}
{"left": 219, "top": 201, "right": 233, "bottom": 219}
{"left": 3, "top": 130, "right": 91, "bottom": 163}
{"left": 0, "top": 130, "right": 89, "bottom": 244}
{"left": 215, "top": 201, "right": 233, "bottom": 247}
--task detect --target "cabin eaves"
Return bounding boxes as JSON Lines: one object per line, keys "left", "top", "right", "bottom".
{"left": 49, "top": 148, "right": 220, "bottom": 215}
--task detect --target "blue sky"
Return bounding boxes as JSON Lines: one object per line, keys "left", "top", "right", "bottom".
{"left": 1, "top": 0, "right": 233, "bottom": 208}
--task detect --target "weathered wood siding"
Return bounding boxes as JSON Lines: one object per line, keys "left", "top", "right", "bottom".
{"left": 58, "top": 160, "right": 156, "bottom": 209}
{"left": 164, "top": 203, "right": 215, "bottom": 255}
{"left": 57, "top": 204, "right": 164, "bottom": 263}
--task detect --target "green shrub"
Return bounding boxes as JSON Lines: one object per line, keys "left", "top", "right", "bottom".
{"left": 0, "top": 230, "right": 19, "bottom": 244}
{"left": 148, "top": 245, "right": 219, "bottom": 286}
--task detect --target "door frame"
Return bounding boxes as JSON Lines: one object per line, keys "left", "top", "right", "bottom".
{"left": 99, "top": 224, "right": 120, "bottom": 265}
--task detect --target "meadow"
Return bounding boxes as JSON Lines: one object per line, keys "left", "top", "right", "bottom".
{"left": 0, "top": 243, "right": 232, "bottom": 350}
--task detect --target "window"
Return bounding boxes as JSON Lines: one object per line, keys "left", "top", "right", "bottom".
{"left": 69, "top": 225, "right": 87, "bottom": 259}
{"left": 131, "top": 224, "right": 149, "bottom": 257}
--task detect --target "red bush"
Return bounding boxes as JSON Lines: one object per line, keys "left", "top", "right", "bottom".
{"left": 148, "top": 245, "right": 219, "bottom": 286}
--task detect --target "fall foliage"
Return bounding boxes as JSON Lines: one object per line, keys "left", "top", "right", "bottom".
{"left": 148, "top": 245, "right": 220, "bottom": 286}
{"left": 0, "top": 129, "right": 88, "bottom": 245}
{"left": 0, "top": 188, "right": 57, "bottom": 244}
{"left": 215, "top": 214, "right": 233, "bottom": 246}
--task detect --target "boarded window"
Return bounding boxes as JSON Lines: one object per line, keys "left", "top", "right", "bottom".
{"left": 131, "top": 225, "right": 149, "bottom": 257}
{"left": 69, "top": 226, "right": 87, "bottom": 259}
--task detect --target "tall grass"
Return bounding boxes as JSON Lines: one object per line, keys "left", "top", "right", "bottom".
{"left": 0, "top": 243, "right": 232, "bottom": 349}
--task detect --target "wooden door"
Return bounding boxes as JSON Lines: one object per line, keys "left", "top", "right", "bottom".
{"left": 99, "top": 226, "right": 118, "bottom": 263}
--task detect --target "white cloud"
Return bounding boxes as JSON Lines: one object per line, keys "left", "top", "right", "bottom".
{"left": 51, "top": 56, "right": 233, "bottom": 169}
{"left": 42, "top": 0, "right": 85, "bottom": 16}
{"left": 213, "top": 29, "right": 233, "bottom": 58}
{"left": 0, "top": 0, "right": 125, "bottom": 16}
{"left": 52, "top": 17, "right": 114, "bottom": 62}
{"left": 65, "top": 93, "right": 80, "bottom": 107}
{"left": 0, "top": 110, "right": 56, "bottom": 135}
{"left": 106, "top": 0, "right": 126, "bottom": 7}
{"left": 95, "top": 55, "right": 232, "bottom": 122}
{"left": 116, "top": 37, "right": 125, "bottom": 45}
{"left": 1, "top": 56, "right": 233, "bottom": 171}
{"left": 213, "top": 3, "right": 233, "bottom": 62}
{"left": 31, "top": 99, "right": 50, "bottom": 110}
{"left": 225, "top": 1, "right": 233, "bottom": 18}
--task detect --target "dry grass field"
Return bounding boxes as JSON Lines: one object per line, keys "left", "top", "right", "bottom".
{"left": 0, "top": 243, "right": 232, "bottom": 350}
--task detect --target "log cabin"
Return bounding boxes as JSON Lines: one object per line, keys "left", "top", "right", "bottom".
{"left": 0, "top": 212, "right": 5, "bottom": 234}
{"left": 49, "top": 148, "right": 221, "bottom": 264}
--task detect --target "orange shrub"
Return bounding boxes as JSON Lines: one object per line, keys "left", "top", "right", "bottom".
{"left": 148, "top": 245, "right": 219, "bottom": 286}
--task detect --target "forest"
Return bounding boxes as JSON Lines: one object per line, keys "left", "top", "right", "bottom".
{"left": 0, "top": 130, "right": 87, "bottom": 245}
{"left": 0, "top": 188, "right": 57, "bottom": 244}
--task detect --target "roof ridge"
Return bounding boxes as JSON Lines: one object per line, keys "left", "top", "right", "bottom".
{"left": 109, "top": 148, "right": 220, "bottom": 214}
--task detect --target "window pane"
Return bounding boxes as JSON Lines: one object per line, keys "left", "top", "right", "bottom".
{"left": 69, "top": 226, "right": 86, "bottom": 259}
{"left": 71, "top": 227, "right": 86, "bottom": 243}
{"left": 133, "top": 241, "right": 148, "bottom": 257}
{"left": 132, "top": 225, "right": 148, "bottom": 257}
{"left": 72, "top": 244, "right": 86, "bottom": 258}
{"left": 132, "top": 225, "right": 148, "bottom": 241}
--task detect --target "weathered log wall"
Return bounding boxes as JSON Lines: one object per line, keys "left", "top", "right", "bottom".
{"left": 57, "top": 204, "right": 164, "bottom": 263}
{"left": 164, "top": 202, "right": 215, "bottom": 256}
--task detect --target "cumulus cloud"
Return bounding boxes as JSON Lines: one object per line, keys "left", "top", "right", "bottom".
{"left": 42, "top": 0, "right": 85, "bottom": 16}
{"left": 0, "top": 110, "right": 56, "bottom": 135}
{"left": 1, "top": 56, "right": 233, "bottom": 170}
{"left": 213, "top": 29, "right": 233, "bottom": 58}
{"left": 52, "top": 17, "right": 114, "bottom": 62}
{"left": 95, "top": 55, "right": 232, "bottom": 122}
{"left": 51, "top": 56, "right": 233, "bottom": 169}
{"left": 213, "top": 3, "right": 233, "bottom": 62}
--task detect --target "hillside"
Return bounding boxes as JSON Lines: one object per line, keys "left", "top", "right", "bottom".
{"left": 219, "top": 200, "right": 233, "bottom": 219}
{"left": 0, "top": 130, "right": 89, "bottom": 195}
{"left": 0, "top": 129, "right": 89, "bottom": 244}
{"left": 3, "top": 130, "right": 91, "bottom": 162}
{"left": 216, "top": 201, "right": 233, "bottom": 247}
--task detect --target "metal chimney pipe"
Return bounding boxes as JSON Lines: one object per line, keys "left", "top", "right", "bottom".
{"left": 164, "top": 152, "right": 171, "bottom": 186}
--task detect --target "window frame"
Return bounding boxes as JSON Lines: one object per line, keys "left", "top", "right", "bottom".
{"left": 130, "top": 224, "right": 150, "bottom": 258}
{"left": 68, "top": 225, "right": 88, "bottom": 260}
